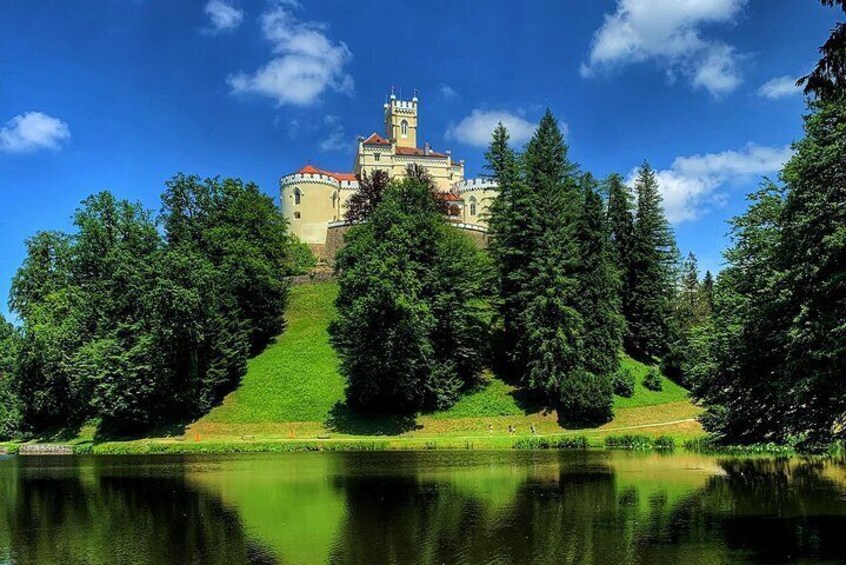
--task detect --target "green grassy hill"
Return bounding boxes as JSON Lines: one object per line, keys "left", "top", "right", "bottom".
{"left": 190, "top": 281, "right": 703, "bottom": 444}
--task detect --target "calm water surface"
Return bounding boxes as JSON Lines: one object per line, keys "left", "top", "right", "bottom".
{"left": 1, "top": 450, "right": 845, "bottom": 564}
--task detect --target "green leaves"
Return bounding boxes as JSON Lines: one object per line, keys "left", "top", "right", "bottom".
{"left": 7, "top": 175, "right": 296, "bottom": 435}
{"left": 331, "top": 173, "right": 491, "bottom": 413}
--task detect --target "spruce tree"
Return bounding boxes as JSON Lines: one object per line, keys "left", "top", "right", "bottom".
{"left": 574, "top": 175, "right": 624, "bottom": 377}
{"left": 605, "top": 173, "right": 636, "bottom": 344}
{"left": 520, "top": 110, "right": 583, "bottom": 401}
{"left": 629, "top": 162, "right": 676, "bottom": 359}
{"left": 701, "top": 270, "right": 714, "bottom": 316}
{"left": 485, "top": 122, "right": 539, "bottom": 371}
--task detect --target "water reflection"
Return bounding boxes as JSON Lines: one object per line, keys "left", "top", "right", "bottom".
{"left": 0, "top": 452, "right": 844, "bottom": 564}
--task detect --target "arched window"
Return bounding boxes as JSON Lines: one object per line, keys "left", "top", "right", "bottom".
{"left": 294, "top": 188, "right": 302, "bottom": 205}
{"left": 401, "top": 119, "right": 408, "bottom": 137}
{"left": 331, "top": 191, "right": 338, "bottom": 209}
{"left": 469, "top": 196, "right": 477, "bottom": 216}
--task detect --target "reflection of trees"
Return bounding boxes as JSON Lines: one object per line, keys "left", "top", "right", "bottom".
{"left": 3, "top": 459, "right": 276, "bottom": 565}
{"left": 328, "top": 453, "right": 635, "bottom": 564}
{"left": 3, "top": 453, "right": 846, "bottom": 564}
{"left": 634, "top": 458, "right": 846, "bottom": 563}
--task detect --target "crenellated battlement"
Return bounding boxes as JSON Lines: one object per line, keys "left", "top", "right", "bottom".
{"left": 456, "top": 178, "right": 498, "bottom": 191}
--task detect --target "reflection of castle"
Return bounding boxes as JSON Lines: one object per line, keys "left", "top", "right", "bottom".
{"left": 280, "top": 91, "right": 498, "bottom": 258}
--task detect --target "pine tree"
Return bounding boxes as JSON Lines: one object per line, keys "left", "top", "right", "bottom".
{"left": 605, "top": 173, "right": 636, "bottom": 344}
{"left": 574, "top": 175, "right": 624, "bottom": 377}
{"left": 701, "top": 270, "right": 715, "bottom": 316}
{"left": 520, "top": 110, "right": 583, "bottom": 401}
{"left": 628, "top": 162, "right": 676, "bottom": 359}
{"left": 485, "top": 122, "right": 539, "bottom": 371}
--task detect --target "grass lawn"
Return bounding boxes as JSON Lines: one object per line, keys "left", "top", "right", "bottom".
{"left": 200, "top": 282, "right": 345, "bottom": 424}
{"left": 186, "top": 280, "right": 703, "bottom": 446}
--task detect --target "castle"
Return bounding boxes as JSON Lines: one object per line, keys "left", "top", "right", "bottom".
{"left": 280, "top": 91, "right": 498, "bottom": 260}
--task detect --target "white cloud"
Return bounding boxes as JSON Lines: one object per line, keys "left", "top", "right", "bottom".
{"left": 582, "top": 0, "right": 747, "bottom": 96}
{"left": 757, "top": 75, "right": 801, "bottom": 99}
{"left": 228, "top": 3, "right": 353, "bottom": 106}
{"left": 0, "top": 112, "right": 71, "bottom": 154}
{"left": 445, "top": 109, "right": 540, "bottom": 147}
{"left": 204, "top": 0, "right": 244, "bottom": 33}
{"left": 319, "top": 124, "right": 349, "bottom": 152}
{"left": 440, "top": 84, "right": 457, "bottom": 99}
{"left": 628, "top": 143, "right": 792, "bottom": 224}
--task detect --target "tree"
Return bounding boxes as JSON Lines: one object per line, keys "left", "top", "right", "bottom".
{"left": 701, "top": 270, "right": 715, "bottom": 316}
{"left": 343, "top": 169, "right": 390, "bottom": 223}
{"left": 8, "top": 175, "right": 296, "bottom": 435}
{"left": 694, "top": 99, "right": 846, "bottom": 445}
{"left": 664, "top": 252, "right": 710, "bottom": 383}
{"left": 0, "top": 317, "right": 21, "bottom": 439}
{"left": 798, "top": 0, "right": 846, "bottom": 101}
{"left": 690, "top": 183, "right": 789, "bottom": 443}
{"left": 574, "top": 175, "right": 624, "bottom": 377}
{"left": 776, "top": 98, "right": 846, "bottom": 442}
{"left": 161, "top": 174, "right": 292, "bottom": 353}
{"left": 628, "top": 162, "right": 676, "bottom": 359}
{"left": 485, "top": 123, "right": 539, "bottom": 372}
{"left": 330, "top": 170, "right": 491, "bottom": 413}
{"left": 605, "top": 173, "right": 636, "bottom": 336}
{"left": 520, "top": 110, "right": 584, "bottom": 403}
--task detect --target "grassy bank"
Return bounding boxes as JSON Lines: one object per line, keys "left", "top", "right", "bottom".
{"left": 11, "top": 281, "right": 704, "bottom": 455}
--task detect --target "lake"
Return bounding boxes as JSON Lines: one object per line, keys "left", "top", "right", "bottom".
{"left": 1, "top": 450, "right": 845, "bottom": 564}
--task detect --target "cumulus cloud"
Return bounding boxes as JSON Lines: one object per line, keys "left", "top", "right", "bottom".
{"left": 228, "top": 3, "right": 353, "bottom": 106}
{"left": 582, "top": 0, "right": 746, "bottom": 96}
{"left": 445, "top": 109, "right": 540, "bottom": 147}
{"left": 757, "top": 75, "right": 802, "bottom": 99}
{"left": 204, "top": 0, "right": 244, "bottom": 32}
{"left": 628, "top": 144, "right": 792, "bottom": 224}
{"left": 0, "top": 112, "right": 71, "bottom": 154}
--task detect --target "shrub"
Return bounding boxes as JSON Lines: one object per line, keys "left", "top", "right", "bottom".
{"left": 288, "top": 236, "right": 316, "bottom": 275}
{"left": 611, "top": 368, "right": 635, "bottom": 397}
{"left": 605, "top": 434, "right": 652, "bottom": 450}
{"left": 643, "top": 368, "right": 663, "bottom": 391}
{"left": 513, "top": 436, "right": 589, "bottom": 449}
{"left": 559, "top": 371, "right": 614, "bottom": 426}
{"left": 654, "top": 436, "right": 675, "bottom": 450}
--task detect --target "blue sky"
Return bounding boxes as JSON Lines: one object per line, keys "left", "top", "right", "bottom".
{"left": 0, "top": 0, "right": 839, "bottom": 320}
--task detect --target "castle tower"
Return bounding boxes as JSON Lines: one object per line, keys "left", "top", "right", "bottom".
{"left": 384, "top": 89, "right": 418, "bottom": 148}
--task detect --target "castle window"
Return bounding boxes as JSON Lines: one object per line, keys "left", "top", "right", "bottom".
{"left": 294, "top": 211, "right": 301, "bottom": 219}
{"left": 401, "top": 120, "right": 408, "bottom": 137}
{"left": 331, "top": 191, "right": 338, "bottom": 209}
{"left": 469, "top": 197, "right": 477, "bottom": 216}
{"left": 294, "top": 188, "right": 302, "bottom": 205}
{"left": 374, "top": 153, "right": 380, "bottom": 161}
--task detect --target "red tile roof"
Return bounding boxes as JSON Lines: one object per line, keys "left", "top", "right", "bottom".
{"left": 296, "top": 164, "right": 357, "bottom": 182}
{"left": 437, "top": 192, "right": 463, "bottom": 202}
{"left": 395, "top": 146, "right": 448, "bottom": 158}
{"left": 362, "top": 132, "right": 390, "bottom": 145}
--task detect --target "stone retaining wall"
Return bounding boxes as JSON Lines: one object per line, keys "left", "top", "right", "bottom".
{"left": 19, "top": 444, "right": 74, "bottom": 455}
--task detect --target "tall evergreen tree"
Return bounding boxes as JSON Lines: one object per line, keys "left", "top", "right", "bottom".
{"left": 485, "top": 122, "right": 539, "bottom": 372}
{"left": 777, "top": 98, "right": 846, "bottom": 441}
{"left": 574, "top": 175, "right": 624, "bottom": 377}
{"left": 605, "top": 173, "right": 636, "bottom": 344}
{"left": 520, "top": 110, "right": 584, "bottom": 402}
{"left": 701, "top": 270, "right": 715, "bottom": 316}
{"left": 628, "top": 162, "right": 676, "bottom": 359}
